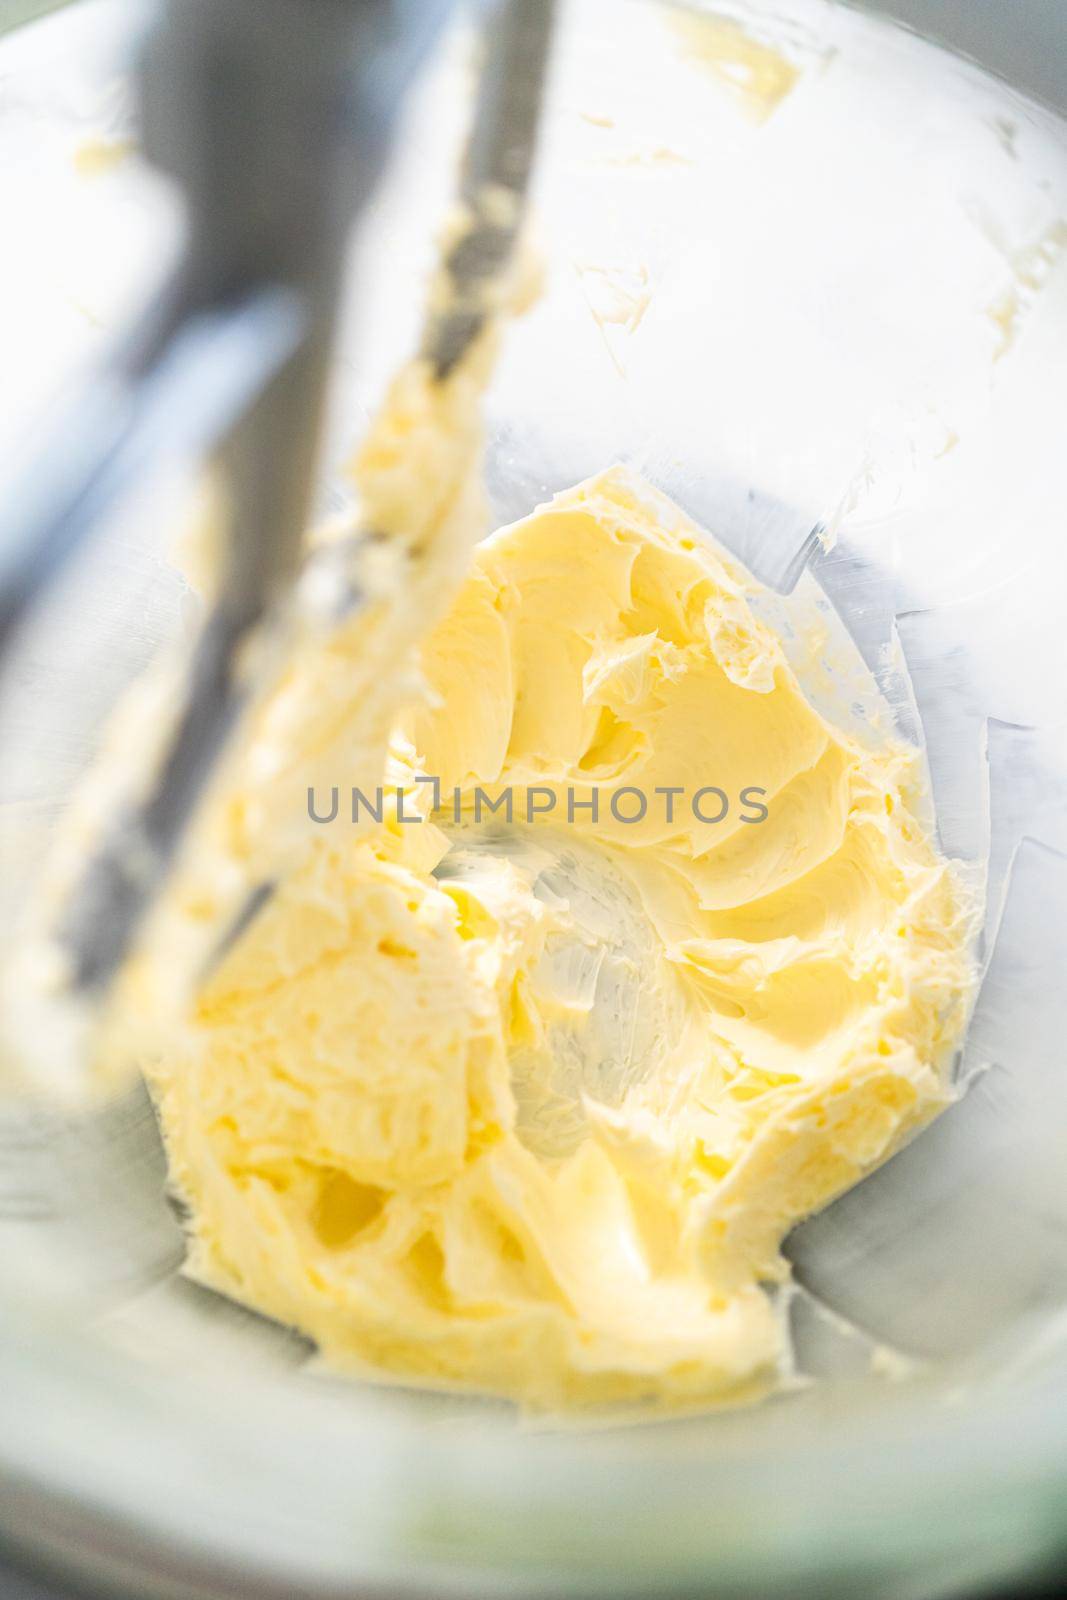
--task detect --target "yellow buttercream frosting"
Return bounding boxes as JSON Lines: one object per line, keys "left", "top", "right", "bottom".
{"left": 148, "top": 465, "right": 974, "bottom": 1414}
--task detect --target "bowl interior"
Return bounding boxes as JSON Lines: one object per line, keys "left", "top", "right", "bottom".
{"left": 2, "top": 0, "right": 1067, "bottom": 1592}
